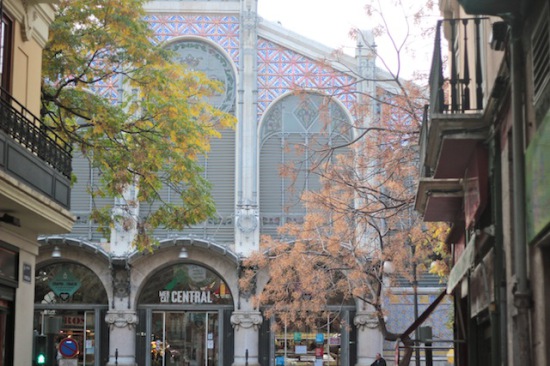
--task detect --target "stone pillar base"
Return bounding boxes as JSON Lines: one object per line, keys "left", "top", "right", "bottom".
{"left": 355, "top": 358, "right": 376, "bottom": 366}
{"left": 232, "top": 362, "right": 260, "bottom": 366}
{"left": 106, "top": 357, "right": 136, "bottom": 366}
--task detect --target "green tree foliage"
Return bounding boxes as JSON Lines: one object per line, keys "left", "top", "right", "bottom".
{"left": 41, "top": 0, "right": 235, "bottom": 249}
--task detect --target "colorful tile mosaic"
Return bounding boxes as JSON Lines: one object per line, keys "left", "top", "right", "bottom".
{"left": 90, "top": 75, "right": 122, "bottom": 104}
{"left": 92, "top": 12, "right": 361, "bottom": 125}
{"left": 383, "top": 293, "right": 453, "bottom": 349}
{"left": 144, "top": 14, "right": 240, "bottom": 64}
{"left": 257, "top": 37, "right": 357, "bottom": 114}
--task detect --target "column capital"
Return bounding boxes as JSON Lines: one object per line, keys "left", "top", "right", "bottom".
{"left": 354, "top": 311, "right": 379, "bottom": 330}
{"left": 105, "top": 310, "right": 138, "bottom": 329}
{"left": 230, "top": 310, "right": 263, "bottom": 330}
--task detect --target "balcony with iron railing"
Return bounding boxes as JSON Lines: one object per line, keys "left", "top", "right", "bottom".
{"left": 0, "top": 88, "right": 72, "bottom": 209}
{"left": 416, "top": 17, "right": 504, "bottom": 221}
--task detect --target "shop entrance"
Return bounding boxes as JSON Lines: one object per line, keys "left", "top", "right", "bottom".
{"left": 151, "top": 311, "right": 218, "bottom": 366}
{"left": 136, "top": 263, "right": 234, "bottom": 366}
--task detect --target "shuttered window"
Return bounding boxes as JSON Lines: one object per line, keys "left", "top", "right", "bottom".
{"left": 70, "top": 153, "right": 114, "bottom": 241}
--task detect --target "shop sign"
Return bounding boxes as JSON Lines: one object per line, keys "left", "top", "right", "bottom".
{"left": 64, "top": 315, "right": 85, "bottom": 329}
{"left": 158, "top": 290, "right": 213, "bottom": 304}
{"left": 23, "top": 263, "right": 32, "bottom": 283}
{"left": 49, "top": 270, "right": 81, "bottom": 299}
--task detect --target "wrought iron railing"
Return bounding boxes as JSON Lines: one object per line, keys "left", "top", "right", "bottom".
{"left": 429, "top": 17, "right": 490, "bottom": 115}
{"left": 0, "top": 88, "right": 72, "bottom": 177}
{"left": 418, "top": 104, "right": 430, "bottom": 177}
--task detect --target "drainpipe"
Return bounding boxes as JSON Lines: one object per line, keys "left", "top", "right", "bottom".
{"left": 510, "top": 14, "right": 532, "bottom": 366}
{"left": 489, "top": 130, "right": 506, "bottom": 366}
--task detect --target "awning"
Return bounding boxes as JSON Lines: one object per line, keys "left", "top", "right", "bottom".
{"left": 446, "top": 234, "right": 476, "bottom": 294}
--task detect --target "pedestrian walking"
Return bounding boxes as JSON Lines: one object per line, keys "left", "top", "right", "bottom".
{"left": 370, "top": 353, "right": 387, "bottom": 366}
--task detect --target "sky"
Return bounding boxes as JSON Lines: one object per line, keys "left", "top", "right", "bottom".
{"left": 258, "top": 0, "right": 367, "bottom": 53}
{"left": 257, "top": 0, "right": 438, "bottom": 78}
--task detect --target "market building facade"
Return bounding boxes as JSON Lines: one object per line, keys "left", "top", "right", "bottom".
{"left": 32, "top": 1, "right": 451, "bottom": 366}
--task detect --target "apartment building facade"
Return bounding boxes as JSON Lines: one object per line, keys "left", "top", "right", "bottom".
{"left": 0, "top": 1, "right": 74, "bottom": 365}
{"left": 416, "top": 0, "right": 550, "bottom": 364}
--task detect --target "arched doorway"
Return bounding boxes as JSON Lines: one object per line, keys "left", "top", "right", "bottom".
{"left": 34, "top": 262, "right": 109, "bottom": 366}
{"left": 135, "top": 263, "right": 234, "bottom": 366}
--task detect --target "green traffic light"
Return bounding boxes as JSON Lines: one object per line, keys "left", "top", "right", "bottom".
{"left": 37, "top": 353, "right": 46, "bottom": 365}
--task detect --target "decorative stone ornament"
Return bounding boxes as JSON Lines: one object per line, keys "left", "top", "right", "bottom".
{"left": 236, "top": 202, "right": 259, "bottom": 234}
{"left": 354, "top": 312, "right": 380, "bottom": 329}
{"left": 105, "top": 310, "right": 138, "bottom": 329}
{"left": 230, "top": 311, "right": 263, "bottom": 330}
{"left": 21, "top": 0, "right": 57, "bottom": 46}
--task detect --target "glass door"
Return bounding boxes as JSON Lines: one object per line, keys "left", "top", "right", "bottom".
{"left": 83, "top": 311, "right": 95, "bottom": 365}
{"left": 151, "top": 312, "right": 219, "bottom": 366}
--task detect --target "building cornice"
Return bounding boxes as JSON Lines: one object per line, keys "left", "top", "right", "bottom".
{"left": 4, "top": 0, "right": 56, "bottom": 47}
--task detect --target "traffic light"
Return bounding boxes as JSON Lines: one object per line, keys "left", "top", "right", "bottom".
{"left": 34, "top": 334, "right": 47, "bottom": 365}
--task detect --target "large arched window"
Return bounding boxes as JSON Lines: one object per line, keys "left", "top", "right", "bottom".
{"left": 166, "top": 40, "right": 236, "bottom": 114}
{"left": 138, "top": 263, "right": 233, "bottom": 305}
{"left": 70, "top": 40, "right": 238, "bottom": 244}
{"left": 35, "top": 262, "right": 108, "bottom": 305}
{"left": 259, "top": 92, "right": 352, "bottom": 237}
{"left": 139, "top": 39, "right": 237, "bottom": 243}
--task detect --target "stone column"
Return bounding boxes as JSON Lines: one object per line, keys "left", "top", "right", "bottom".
{"left": 105, "top": 310, "right": 138, "bottom": 366}
{"left": 231, "top": 311, "right": 263, "bottom": 366}
{"left": 354, "top": 311, "right": 384, "bottom": 366}
{"left": 235, "top": 0, "right": 260, "bottom": 256}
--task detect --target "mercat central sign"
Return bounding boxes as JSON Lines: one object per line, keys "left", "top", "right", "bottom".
{"left": 159, "top": 290, "right": 213, "bottom": 304}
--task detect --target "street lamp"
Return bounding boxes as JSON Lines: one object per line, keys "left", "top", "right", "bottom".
{"left": 411, "top": 245, "right": 420, "bottom": 366}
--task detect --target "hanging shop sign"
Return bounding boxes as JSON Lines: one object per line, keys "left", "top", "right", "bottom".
{"left": 159, "top": 290, "right": 213, "bottom": 304}
{"left": 49, "top": 269, "right": 81, "bottom": 299}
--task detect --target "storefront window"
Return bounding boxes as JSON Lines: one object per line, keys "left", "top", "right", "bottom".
{"left": 34, "top": 263, "right": 108, "bottom": 366}
{"left": 0, "top": 299, "right": 13, "bottom": 366}
{"left": 274, "top": 314, "right": 343, "bottom": 366}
